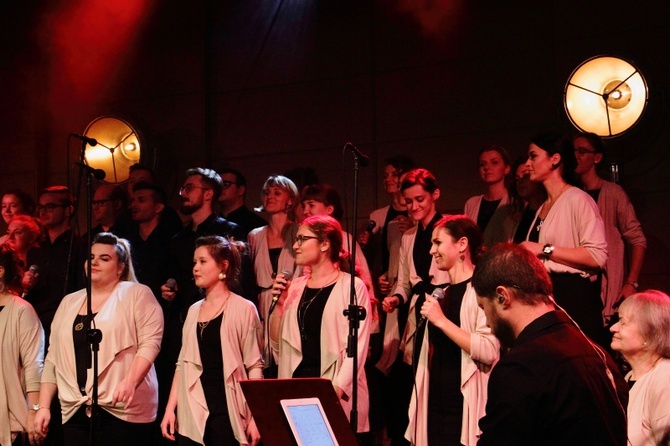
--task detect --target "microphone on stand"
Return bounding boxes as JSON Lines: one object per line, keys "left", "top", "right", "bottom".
{"left": 418, "top": 287, "right": 445, "bottom": 327}
{"left": 344, "top": 142, "right": 371, "bottom": 167}
{"left": 269, "top": 269, "right": 292, "bottom": 315}
{"left": 71, "top": 133, "right": 98, "bottom": 147}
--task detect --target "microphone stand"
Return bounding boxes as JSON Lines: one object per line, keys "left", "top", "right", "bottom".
{"left": 76, "top": 142, "right": 103, "bottom": 446}
{"left": 343, "top": 144, "right": 367, "bottom": 433}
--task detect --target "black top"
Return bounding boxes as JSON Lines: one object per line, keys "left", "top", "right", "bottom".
{"left": 428, "top": 279, "right": 467, "bottom": 412}
{"left": 74, "top": 313, "right": 96, "bottom": 394}
{"left": 513, "top": 205, "right": 538, "bottom": 243}
{"left": 413, "top": 213, "right": 442, "bottom": 284}
{"left": 225, "top": 205, "right": 267, "bottom": 237}
{"left": 529, "top": 215, "right": 542, "bottom": 243}
{"left": 25, "top": 230, "right": 85, "bottom": 342}
{"left": 381, "top": 207, "right": 408, "bottom": 272}
{"left": 478, "top": 310, "right": 628, "bottom": 446}
{"left": 586, "top": 189, "right": 601, "bottom": 202}
{"left": 477, "top": 198, "right": 502, "bottom": 232}
{"left": 293, "top": 283, "right": 337, "bottom": 378}
{"left": 197, "top": 312, "right": 229, "bottom": 416}
{"left": 268, "top": 248, "right": 282, "bottom": 278}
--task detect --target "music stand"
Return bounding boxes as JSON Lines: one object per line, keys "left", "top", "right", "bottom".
{"left": 240, "top": 378, "right": 358, "bottom": 446}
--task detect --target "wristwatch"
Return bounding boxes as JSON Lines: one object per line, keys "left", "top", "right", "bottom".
{"left": 29, "top": 404, "right": 40, "bottom": 412}
{"left": 625, "top": 281, "right": 639, "bottom": 289}
{"left": 542, "top": 243, "right": 554, "bottom": 258}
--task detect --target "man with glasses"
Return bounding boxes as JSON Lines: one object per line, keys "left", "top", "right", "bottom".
{"left": 24, "top": 186, "right": 85, "bottom": 446}
{"left": 161, "top": 169, "right": 256, "bottom": 410}
{"left": 217, "top": 168, "right": 267, "bottom": 236}
{"left": 573, "top": 132, "right": 646, "bottom": 324}
{"left": 85, "top": 184, "right": 127, "bottom": 239}
{"left": 473, "top": 243, "right": 627, "bottom": 446}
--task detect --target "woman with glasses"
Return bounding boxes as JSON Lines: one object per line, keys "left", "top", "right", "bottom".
{"left": 161, "top": 236, "right": 263, "bottom": 446}
{"left": 269, "top": 215, "right": 372, "bottom": 436}
{"left": 463, "top": 145, "right": 516, "bottom": 246}
{"left": 520, "top": 131, "right": 609, "bottom": 348}
{"left": 247, "top": 175, "right": 300, "bottom": 376}
{"left": 34, "top": 233, "right": 163, "bottom": 446}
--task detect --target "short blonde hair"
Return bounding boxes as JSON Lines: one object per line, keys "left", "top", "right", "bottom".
{"left": 620, "top": 290, "right": 670, "bottom": 358}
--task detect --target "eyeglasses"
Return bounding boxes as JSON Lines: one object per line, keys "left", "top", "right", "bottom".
{"left": 294, "top": 235, "right": 319, "bottom": 246}
{"left": 179, "top": 184, "right": 211, "bottom": 196}
{"left": 92, "top": 199, "right": 114, "bottom": 207}
{"left": 37, "top": 203, "right": 68, "bottom": 212}
{"left": 221, "top": 180, "right": 238, "bottom": 189}
{"left": 574, "top": 148, "right": 597, "bottom": 155}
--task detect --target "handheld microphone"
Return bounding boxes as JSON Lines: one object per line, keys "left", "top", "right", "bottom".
{"left": 165, "top": 278, "right": 177, "bottom": 291}
{"left": 365, "top": 220, "right": 376, "bottom": 233}
{"left": 29, "top": 265, "right": 39, "bottom": 275}
{"left": 269, "top": 269, "right": 293, "bottom": 316}
{"left": 419, "top": 287, "right": 445, "bottom": 326}
{"left": 71, "top": 133, "right": 98, "bottom": 147}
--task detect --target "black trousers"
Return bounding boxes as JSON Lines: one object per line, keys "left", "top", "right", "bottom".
{"left": 63, "top": 406, "right": 153, "bottom": 446}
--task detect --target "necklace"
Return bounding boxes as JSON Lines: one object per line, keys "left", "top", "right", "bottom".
{"left": 297, "top": 273, "right": 340, "bottom": 340}
{"left": 198, "top": 295, "right": 228, "bottom": 338}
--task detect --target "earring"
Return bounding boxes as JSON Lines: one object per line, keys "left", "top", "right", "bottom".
{"left": 459, "top": 252, "right": 465, "bottom": 261}
{"left": 218, "top": 272, "right": 226, "bottom": 280}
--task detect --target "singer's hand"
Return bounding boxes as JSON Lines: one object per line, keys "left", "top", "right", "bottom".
{"left": 378, "top": 273, "right": 391, "bottom": 294}
{"left": 22, "top": 270, "right": 38, "bottom": 292}
{"left": 246, "top": 417, "right": 261, "bottom": 446}
{"left": 160, "top": 410, "right": 178, "bottom": 441}
{"left": 357, "top": 231, "right": 370, "bottom": 247}
{"left": 271, "top": 273, "right": 291, "bottom": 308}
{"left": 160, "top": 283, "right": 177, "bottom": 302}
{"left": 394, "top": 215, "right": 413, "bottom": 234}
{"left": 382, "top": 295, "right": 400, "bottom": 313}
{"left": 421, "top": 294, "right": 446, "bottom": 326}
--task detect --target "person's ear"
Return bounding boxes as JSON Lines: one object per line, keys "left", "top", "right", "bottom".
{"left": 431, "top": 188, "right": 441, "bottom": 202}
{"left": 495, "top": 286, "right": 512, "bottom": 308}
{"left": 594, "top": 153, "right": 604, "bottom": 165}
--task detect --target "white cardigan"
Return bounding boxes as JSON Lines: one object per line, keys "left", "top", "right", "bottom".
{"left": 406, "top": 282, "right": 499, "bottom": 446}
{"left": 42, "top": 281, "right": 163, "bottom": 423}
{"left": 175, "top": 293, "right": 264, "bottom": 445}
{"left": 525, "top": 186, "right": 608, "bottom": 277}
{"left": 276, "top": 273, "right": 372, "bottom": 432}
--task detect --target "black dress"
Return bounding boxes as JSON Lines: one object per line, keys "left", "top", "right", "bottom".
{"left": 178, "top": 312, "right": 238, "bottom": 446}
{"left": 426, "top": 280, "right": 468, "bottom": 446}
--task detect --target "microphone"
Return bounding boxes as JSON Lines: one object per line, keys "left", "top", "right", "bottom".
{"left": 365, "top": 220, "right": 376, "bottom": 234}
{"left": 269, "top": 269, "right": 292, "bottom": 315}
{"left": 344, "top": 142, "right": 370, "bottom": 167}
{"left": 419, "top": 287, "right": 445, "bottom": 326}
{"left": 29, "top": 264, "right": 39, "bottom": 275}
{"left": 75, "top": 162, "right": 106, "bottom": 181}
{"left": 71, "top": 133, "right": 98, "bottom": 147}
{"left": 165, "top": 278, "right": 177, "bottom": 292}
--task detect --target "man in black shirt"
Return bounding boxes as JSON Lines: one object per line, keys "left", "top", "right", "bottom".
{"left": 472, "top": 243, "right": 628, "bottom": 446}
{"left": 217, "top": 168, "right": 267, "bottom": 236}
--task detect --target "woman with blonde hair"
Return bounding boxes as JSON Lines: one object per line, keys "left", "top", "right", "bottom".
{"left": 611, "top": 290, "right": 670, "bottom": 446}
{"left": 34, "top": 233, "right": 163, "bottom": 445}
{"left": 248, "top": 175, "right": 300, "bottom": 376}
